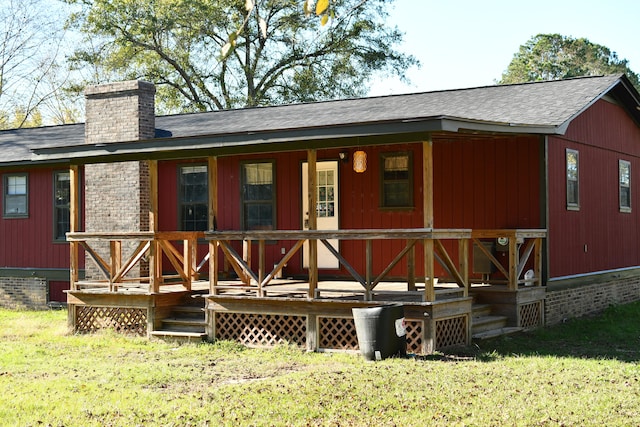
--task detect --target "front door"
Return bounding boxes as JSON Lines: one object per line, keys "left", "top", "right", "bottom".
{"left": 302, "top": 161, "right": 339, "bottom": 269}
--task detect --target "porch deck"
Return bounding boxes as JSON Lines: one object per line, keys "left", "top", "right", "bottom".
{"left": 66, "top": 228, "right": 545, "bottom": 354}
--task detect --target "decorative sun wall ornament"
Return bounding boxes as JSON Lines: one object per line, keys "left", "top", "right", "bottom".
{"left": 353, "top": 150, "right": 367, "bottom": 173}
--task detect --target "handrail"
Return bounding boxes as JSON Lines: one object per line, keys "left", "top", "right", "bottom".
{"left": 471, "top": 229, "right": 547, "bottom": 290}
{"left": 67, "top": 231, "right": 206, "bottom": 293}
{"left": 206, "top": 228, "right": 472, "bottom": 301}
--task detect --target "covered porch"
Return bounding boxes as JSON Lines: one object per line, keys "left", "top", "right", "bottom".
{"left": 64, "top": 138, "right": 546, "bottom": 354}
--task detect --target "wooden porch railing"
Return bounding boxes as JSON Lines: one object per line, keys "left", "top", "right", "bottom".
{"left": 205, "top": 228, "right": 472, "bottom": 302}
{"left": 471, "top": 229, "right": 546, "bottom": 290}
{"left": 67, "top": 231, "right": 207, "bottom": 293}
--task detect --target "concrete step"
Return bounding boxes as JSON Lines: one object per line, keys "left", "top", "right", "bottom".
{"left": 472, "top": 326, "right": 523, "bottom": 340}
{"left": 150, "top": 330, "right": 207, "bottom": 343}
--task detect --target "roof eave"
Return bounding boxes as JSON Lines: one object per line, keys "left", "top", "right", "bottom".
{"left": 29, "top": 117, "right": 560, "bottom": 165}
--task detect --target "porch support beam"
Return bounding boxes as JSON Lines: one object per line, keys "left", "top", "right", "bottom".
{"left": 307, "top": 149, "right": 318, "bottom": 298}
{"left": 508, "top": 236, "right": 518, "bottom": 291}
{"left": 423, "top": 137, "right": 435, "bottom": 302}
{"left": 209, "top": 156, "right": 218, "bottom": 294}
{"left": 69, "top": 165, "right": 80, "bottom": 291}
{"left": 534, "top": 237, "right": 542, "bottom": 286}
{"left": 148, "top": 160, "right": 159, "bottom": 293}
{"left": 458, "top": 238, "right": 469, "bottom": 297}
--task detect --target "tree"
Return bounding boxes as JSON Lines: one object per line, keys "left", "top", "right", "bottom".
{"left": 65, "top": 0, "right": 417, "bottom": 113}
{"left": 499, "top": 34, "right": 640, "bottom": 91}
{"left": 0, "top": 0, "right": 80, "bottom": 129}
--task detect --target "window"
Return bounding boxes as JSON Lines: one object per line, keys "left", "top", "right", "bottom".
{"left": 178, "top": 165, "right": 208, "bottom": 231}
{"left": 566, "top": 149, "right": 579, "bottom": 210}
{"left": 381, "top": 152, "right": 412, "bottom": 208}
{"left": 3, "top": 173, "right": 28, "bottom": 217}
{"left": 241, "top": 162, "right": 275, "bottom": 230}
{"left": 619, "top": 159, "right": 631, "bottom": 212}
{"left": 53, "top": 171, "right": 71, "bottom": 240}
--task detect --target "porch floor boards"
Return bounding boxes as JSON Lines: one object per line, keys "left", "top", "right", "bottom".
{"left": 71, "top": 279, "right": 518, "bottom": 302}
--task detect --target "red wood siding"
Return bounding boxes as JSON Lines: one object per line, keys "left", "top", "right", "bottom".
{"left": 0, "top": 168, "right": 73, "bottom": 269}
{"left": 548, "top": 99, "right": 640, "bottom": 278}
{"left": 434, "top": 136, "right": 541, "bottom": 229}
{"left": 156, "top": 138, "right": 541, "bottom": 279}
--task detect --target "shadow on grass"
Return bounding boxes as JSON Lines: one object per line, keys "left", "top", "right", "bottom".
{"left": 436, "top": 302, "right": 640, "bottom": 363}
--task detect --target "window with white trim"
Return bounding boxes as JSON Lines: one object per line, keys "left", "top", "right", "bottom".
{"left": 53, "top": 171, "right": 71, "bottom": 240}
{"left": 3, "top": 173, "right": 28, "bottom": 217}
{"left": 566, "top": 149, "right": 579, "bottom": 210}
{"left": 619, "top": 159, "right": 631, "bottom": 212}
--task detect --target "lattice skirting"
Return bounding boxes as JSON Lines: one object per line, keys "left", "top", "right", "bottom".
{"left": 318, "top": 316, "right": 358, "bottom": 350}
{"left": 318, "top": 317, "right": 424, "bottom": 354}
{"left": 435, "top": 315, "right": 467, "bottom": 350}
{"left": 215, "top": 312, "right": 307, "bottom": 347}
{"left": 75, "top": 306, "right": 147, "bottom": 335}
{"left": 519, "top": 301, "right": 542, "bottom": 329}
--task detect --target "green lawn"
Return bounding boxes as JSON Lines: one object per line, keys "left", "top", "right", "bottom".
{"left": 1, "top": 303, "right": 639, "bottom": 426}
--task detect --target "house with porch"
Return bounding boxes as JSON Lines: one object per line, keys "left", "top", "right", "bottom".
{"left": 1, "top": 74, "right": 640, "bottom": 354}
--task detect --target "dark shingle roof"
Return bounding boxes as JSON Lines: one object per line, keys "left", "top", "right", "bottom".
{"left": 157, "top": 73, "right": 627, "bottom": 138}
{"left": 1, "top": 74, "right": 637, "bottom": 166}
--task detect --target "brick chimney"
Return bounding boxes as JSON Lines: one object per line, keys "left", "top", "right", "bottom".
{"left": 83, "top": 81, "right": 156, "bottom": 280}
{"left": 85, "top": 80, "right": 155, "bottom": 144}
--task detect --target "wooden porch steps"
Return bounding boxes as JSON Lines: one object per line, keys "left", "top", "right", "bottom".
{"left": 471, "top": 303, "right": 522, "bottom": 340}
{"left": 151, "top": 294, "right": 208, "bottom": 343}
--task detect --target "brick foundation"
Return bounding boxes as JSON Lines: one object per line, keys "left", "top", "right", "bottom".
{"left": 545, "top": 276, "right": 640, "bottom": 325}
{"left": 0, "top": 277, "right": 48, "bottom": 309}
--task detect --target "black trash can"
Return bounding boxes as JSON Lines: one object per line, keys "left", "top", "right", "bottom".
{"left": 352, "top": 304, "right": 406, "bottom": 361}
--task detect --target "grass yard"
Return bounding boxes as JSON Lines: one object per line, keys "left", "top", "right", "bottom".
{"left": 1, "top": 303, "right": 639, "bottom": 426}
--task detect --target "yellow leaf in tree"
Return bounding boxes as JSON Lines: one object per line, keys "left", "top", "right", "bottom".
{"left": 259, "top": 18, "right": 267, "bottom": 38}
{"left": 320, "top": 13, "right": 329, "bottom": 26}
{"left": 315, "top": 0, "right": 329, "bottom": 16}
{"left": 221, "top": 42, "right": 233, "bottom": 58}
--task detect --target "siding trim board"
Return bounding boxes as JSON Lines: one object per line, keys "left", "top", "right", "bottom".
{"left": 547, "top": 266, "right": 640, "bottom": 291}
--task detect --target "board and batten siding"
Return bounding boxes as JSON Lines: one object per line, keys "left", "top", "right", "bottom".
{"left": 156, "top": 137, "right": 542, "bottom": 279}
{"left": 0, "top": 167, "right": 74, "bottom": 269}
{"left": 548, "top": 98, "right": 640, "bottom": 278}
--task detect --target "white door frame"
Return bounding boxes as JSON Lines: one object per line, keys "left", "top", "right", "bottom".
{"left": 302, "top": 160, "right": 339, "bottom": 269}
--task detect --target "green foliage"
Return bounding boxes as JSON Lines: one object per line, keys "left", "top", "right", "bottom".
{"left": 0, "top": 107, "right": 43, "bottom": 130}
{"left": 499, "top": 33, "right": 640, "bottom": 91}
{"left": 1, "top": 303, "right": 640, "bottom": 425}
{"left": 65, "top": 0, "right": 417, "bottom": 113}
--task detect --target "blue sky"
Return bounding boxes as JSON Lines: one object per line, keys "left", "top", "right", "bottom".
{"left": 370, "top": 0, "right": 640, "bottom": 95}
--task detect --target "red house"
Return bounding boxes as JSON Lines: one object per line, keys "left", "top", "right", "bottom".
{"left": 1, "top": 75, "right": 639, "bottom": 353}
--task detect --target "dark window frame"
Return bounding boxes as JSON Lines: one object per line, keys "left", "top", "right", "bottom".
{"left": 566, "top": 149, "right": 580, "bottom": 211}
{"left": 619, "top": 159, "right": 631, "bottom": 213}
{"left": 380, "top": 151, "right": 413, "bottom": 209}
{"left": 240, "top": 160, "right": 276, "bottom": 231}
{"left": 177, "top": 164, "right": 209, "bottom": 231}
{"left": 53, "top": 170, "right": 71, "bottom": 241}
{"left": 3, "top": 173, "right": 29, "bottom": 218}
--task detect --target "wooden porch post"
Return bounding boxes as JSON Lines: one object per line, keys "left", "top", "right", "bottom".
{"left": 307, "top": 149, "right": 318, "bottom": 298}
{"left": 534, "top": 237, "right": 542, "bottom": 286}
{"left": 459, "top": 238, "right": 469, "bottom": 297}
{"left": 147, "top": 160, "right": 160, "bottom": 293}
{"left": 69, "top": 165, "right": 80, "bottom": 291}
{"left": 208, "top": 156, "right": 218, "bottom": 295}
{"left": 508, "top": 236, "right": 518, "bottom": 291}
{"left": 423, "top": 138, "right": 436, "bottom": 302}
